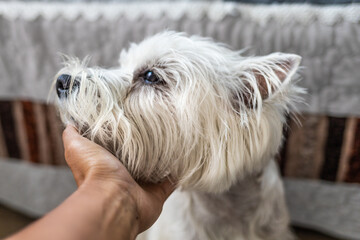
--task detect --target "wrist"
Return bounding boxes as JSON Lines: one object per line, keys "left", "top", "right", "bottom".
{"left": 78, "top": 179, "right": 141, "bottom": 240}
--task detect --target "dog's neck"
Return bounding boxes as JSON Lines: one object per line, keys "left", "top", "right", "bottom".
{"left": 182, "top": 160, "right": 292, "bottom": 240}
{"left": 186, "top": 172, "right": 261, "bottom": 239}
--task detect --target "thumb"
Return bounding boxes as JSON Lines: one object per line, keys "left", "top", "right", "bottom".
{"left": 62, "top": 125, "right": 86, "bottom": 151}
{"left": 62, "top": 125, "right": 97, "bottom": 161}
{"left": 62, "top": 125, "right": 92, "bottom": 185}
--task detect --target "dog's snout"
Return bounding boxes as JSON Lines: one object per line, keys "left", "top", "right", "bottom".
{"left": 56, "top": 74, "right": 71, "bottom": 98}
{"left": 56, "top": 74, "right": 80, "bottom": 98}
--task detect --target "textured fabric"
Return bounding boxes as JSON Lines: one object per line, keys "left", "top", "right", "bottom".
{"left": 2, "top": 2, "right": 359, "bottom": 22}
{"left": 345, "top": 119, "right": 360, "bottom": 183}
{"left": 0, "top": 159, "right": 76, "bottom": 217}
{"left": 0, "top": 101, "right": 65, "bottom": 165}
{"left": 285, "top": 179, "right": 360, "bottom": 240}
{"left": 279, "top": 114, "right": 360, "bottom": 184}
{"left": 226, "top": 0, "right": 360, "bottom": 4}
{"left": 0, "top": 2, "right": 359, "bottom": 116}
{"left": 2, "top": 0, "right": 360, "bottom": 3}
{"left": 2, "top": 0, "right": 218, "bottom": 2}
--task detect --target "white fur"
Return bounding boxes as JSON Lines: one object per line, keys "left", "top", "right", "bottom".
{"left": 54, "top": 32, "right": 304, "bottom": 239}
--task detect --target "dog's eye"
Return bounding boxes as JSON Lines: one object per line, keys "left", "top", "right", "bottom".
{"left": 143, "top": 71, "right": 160, "bottom": 84}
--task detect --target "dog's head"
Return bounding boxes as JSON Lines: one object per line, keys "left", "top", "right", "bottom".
{"left": 54, "top": 32, "right": 303, "bottom": 193}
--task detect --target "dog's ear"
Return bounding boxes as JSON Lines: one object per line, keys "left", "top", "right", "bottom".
{"left": 232, "top": 53, "right": 301, "bottom": 109}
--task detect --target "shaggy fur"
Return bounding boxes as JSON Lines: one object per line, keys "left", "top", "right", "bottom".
{"left": 54, "top": 32, "right": 304, "bottom": 240}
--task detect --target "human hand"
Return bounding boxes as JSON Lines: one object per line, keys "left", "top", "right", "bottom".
{"left": 62, "top": 125, "right": 175, "bottom": 235}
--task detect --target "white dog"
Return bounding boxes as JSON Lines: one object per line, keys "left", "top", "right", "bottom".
{"left": 54, "top": 32, "right": 304, "bottom": 240}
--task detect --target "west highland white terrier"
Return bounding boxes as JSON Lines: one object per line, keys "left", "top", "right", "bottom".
{"left": 54, "top": 32, "right": 304, "bottom": 240}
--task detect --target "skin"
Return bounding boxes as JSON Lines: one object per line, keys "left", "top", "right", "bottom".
{"left": 7, "top": 125, "right": 175, "bottom": 240}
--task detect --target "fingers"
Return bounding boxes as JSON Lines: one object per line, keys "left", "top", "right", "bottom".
{"left": 157, "top": 179, "right": 176, "bottom": 200}
{"left": 62, "top": 125, "right": 99, "bottom": 184}
{"left": 62, "top": 125, "right": 83, "bottom": 161}
{"left": 62, "top": 125, "right": 96, "bottom": 160}
{"left": 141, "top": 179, "right": 176, "bottom": 203}
{"left": 62, "top": 125, "right": 78, "bottom": 140}
{"left": 62, "top": 125, "right": 87, "bottom": 149}
{"left": 62, "top": 125, "right": 80, "bottom": 151}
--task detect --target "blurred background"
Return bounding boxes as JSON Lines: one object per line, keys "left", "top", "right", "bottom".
{"left": 0, "top": 0, "right": 359, "bottom": 239}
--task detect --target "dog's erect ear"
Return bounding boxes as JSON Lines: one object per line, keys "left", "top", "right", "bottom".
{"left": 233, "top": 53, "right": 301, "bottom": 109}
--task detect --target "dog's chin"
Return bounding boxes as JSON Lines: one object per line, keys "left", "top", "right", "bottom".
{"left": 68, "top": 122, "right": 171, "bottom": 183}
{"left": 135, "top": 174, "right": 171, "bottom": 185}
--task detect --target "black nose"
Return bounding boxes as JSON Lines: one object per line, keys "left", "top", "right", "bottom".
{"left": 56, "top": 74, "right": 72, "bottom": 98}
